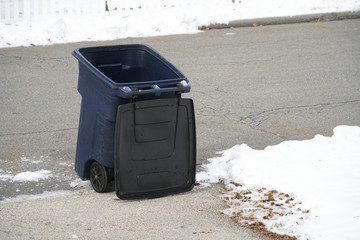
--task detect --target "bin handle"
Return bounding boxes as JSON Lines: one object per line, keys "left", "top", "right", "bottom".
{"left": 119, "top": 81, "right": 190, "bottom": 98}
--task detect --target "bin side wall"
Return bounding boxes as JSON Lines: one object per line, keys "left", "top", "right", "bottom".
{"left": 75, "top": 64, "right": 128, "bottom": 179}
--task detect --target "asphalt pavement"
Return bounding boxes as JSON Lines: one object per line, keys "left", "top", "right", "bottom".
{"left": 1, "top": 18, "right": 360, "bottom": 239}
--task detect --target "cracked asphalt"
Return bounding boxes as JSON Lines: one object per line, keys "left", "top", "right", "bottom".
{"left": 0, "top": 19, "right": 360, "bottom": 239}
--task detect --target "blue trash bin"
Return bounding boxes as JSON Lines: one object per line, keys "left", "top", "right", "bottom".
{"left": 72, "top": 44, "right": 193, "bottom": 193}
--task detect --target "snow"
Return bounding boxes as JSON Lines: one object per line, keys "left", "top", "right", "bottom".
{"left": 0, "top": 172, "right": 13, "bottom": 181}
{"left": 12, "top": 170, "right": 52, "bottom": 182}
{"left": 19, "top": 156, "right": 46, "bottom": 164}
{"left": 0, "top": 179, "right": 93, "bottom": 203}
{"left": 0, "top": 170, "right": 52, "bottom": 182}
{"left": 1, "top": 0, "right": 360, "bottom": 48}
{"left": 1, "top": 190, "right": 75, "bottom": 203}
{"left": 197, "top": 125, "right": 360, "bottom": 239}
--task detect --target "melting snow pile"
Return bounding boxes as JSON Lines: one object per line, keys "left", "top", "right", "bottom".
{"left": 197, "top": 125, "right": 360, "bottom": 239}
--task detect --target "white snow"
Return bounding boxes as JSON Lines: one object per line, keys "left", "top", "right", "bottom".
{"left": 19, "top": 156, "right": 46, "bottom": 164}
{"left": 1, "top": 190, "right": 75, "bottom": 203}
{"left": 69, "top": 179, "right": 93, "bottom": 191}
{"left": 12, "top": 170, "right": 52, "bottom": 182}
{"left": 197, "top": 125, "right": 360, "bottom": 239}
{"left": 1, "top": 0, "right": 359, "bottom": 48}
{"left": 0, "top": 173, "right": 13, "bottom": 181}
{"left": 1, "top": 180, "right": 94, "bottom": 203}
{"left": 0, "top": 170, "right": 52, "bottom": 182}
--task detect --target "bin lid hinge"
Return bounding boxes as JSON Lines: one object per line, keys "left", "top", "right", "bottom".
{"left": 131, "top": 88, "right": 139, "bottom": 102}
{"left": 176, "top": 83, "right": 184, "bottom": 98}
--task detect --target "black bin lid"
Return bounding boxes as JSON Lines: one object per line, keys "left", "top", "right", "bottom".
{"left": 114, "top": 98, "right": 196, "bottom": 199}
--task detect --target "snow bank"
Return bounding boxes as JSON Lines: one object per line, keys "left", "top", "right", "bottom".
{"left": 197, "top": 125, "right": 360, "bottom": 239}
{"left": 1, "top": 0, "right": 359, "bottom": 48}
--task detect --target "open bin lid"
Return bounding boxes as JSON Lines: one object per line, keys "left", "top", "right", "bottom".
{"left": 114, "top": 98, "right": 196, "bottom": 199}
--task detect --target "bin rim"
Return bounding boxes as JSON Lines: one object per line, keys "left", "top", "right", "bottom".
{"left": 72, "top": 44, "right": 189, "bottom": 91}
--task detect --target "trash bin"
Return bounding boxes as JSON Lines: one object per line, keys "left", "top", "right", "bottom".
{"left": 72, "top": 44, "right": 196, "bottom": 199}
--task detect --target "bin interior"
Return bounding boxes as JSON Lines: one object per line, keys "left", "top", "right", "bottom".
{"left": 79, "top": 47, "right": 181, "bottom": 84}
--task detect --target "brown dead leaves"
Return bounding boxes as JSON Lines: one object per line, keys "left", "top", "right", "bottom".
{"left": 221, "top": 185, "right": 310, "bottom": 240}
{"left": 59, "top": 167, "right": 72, "bottom": 171}
{"left": 200, "top": 229, "right": 215, "bottom": 233}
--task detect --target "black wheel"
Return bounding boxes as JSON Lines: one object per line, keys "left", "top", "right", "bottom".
{"left": 89, "top": 161, "right": 108, "bottom": 193}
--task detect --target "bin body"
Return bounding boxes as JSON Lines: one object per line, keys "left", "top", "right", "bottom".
{"left": 73, "top": 44, "right": 190, "bottom": 180}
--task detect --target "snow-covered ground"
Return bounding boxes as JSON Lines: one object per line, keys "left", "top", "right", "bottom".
{"left": 197, "top": 125, "right": 360, "bottom": 240}
{"left": 1, "top": 0, "right": 360, "bottom": 48}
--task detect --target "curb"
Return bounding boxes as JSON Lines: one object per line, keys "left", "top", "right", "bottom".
{"left": 203, "top": 11, "right": 360, "bottom": 29}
